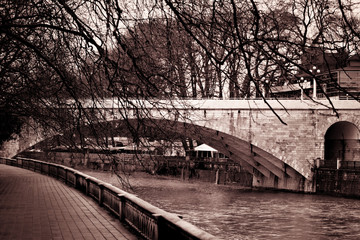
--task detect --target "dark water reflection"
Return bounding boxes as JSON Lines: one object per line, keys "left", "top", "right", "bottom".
{"left": 134, "top": 184, "right": 360, "bottom": 239}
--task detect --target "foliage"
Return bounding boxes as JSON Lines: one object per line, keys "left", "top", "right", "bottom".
{"left": 0, "top": 109, "right": 23, "bottom": 145}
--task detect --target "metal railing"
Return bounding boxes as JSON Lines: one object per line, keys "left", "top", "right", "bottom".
{"left": 0, "top": 157, "right": 217, "bottom": 240}
{"left": 337, "top": 161, "right": 360, "bottom": 170}
{"left": 315, "top": 159, "right": 360, "bottom": 170}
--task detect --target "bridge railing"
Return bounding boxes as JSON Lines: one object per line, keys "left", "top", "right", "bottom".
{"left": 339, "top": 161, "right": 360, "bottom": 169}
{"left": 315, "top": 158, "right": 360, "bottom": 170}
{"left": 0, "top": 157, "right": 217, "bottom": 240}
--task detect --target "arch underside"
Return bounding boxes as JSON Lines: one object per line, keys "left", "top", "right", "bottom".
{"left": 73, "top": 118, "right": 305, "bottom": 182}
{"left": 324, "top": 121, "right": 360, "bottom": 164}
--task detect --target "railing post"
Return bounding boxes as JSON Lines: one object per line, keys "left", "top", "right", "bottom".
{"left": 64, "top": 168, "right": 68, "bottom": 185}
{"left": 98, "top": 183, "right": 104, "bottom": 206}
{"left": 56, "top": 166, "right": 60, "bottom": 180}
{"left": 152, "top": 214, "right": 161, "bottom": 240}
{"left": 152, "top": 213, "right": 166, "bottom": 240}
{"left": 45, "top": 163, "right": 49, "bottom": 175}
{"left": 74, "top": 172, "right": 78, "bottom": 189}
{"left": 118, "top": 194, "right": 126, "bottom": 221}
{"left": 85, "top": 178, "right": 90, "bottom": 196}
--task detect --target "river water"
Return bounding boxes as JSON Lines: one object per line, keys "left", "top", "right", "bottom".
{"left": 83, "top": 171, "right": 360, "bottom": 239}
{"left": 131, "top": 179, "right": 360, "bottom": 240}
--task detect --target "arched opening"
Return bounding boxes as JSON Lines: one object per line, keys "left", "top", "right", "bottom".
{"left": 324, "top": 121, "right": 360, "bottom": 168}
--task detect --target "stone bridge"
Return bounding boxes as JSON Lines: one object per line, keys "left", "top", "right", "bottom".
{"left": 2, "top": 99, "right": 360, "bottom": 192}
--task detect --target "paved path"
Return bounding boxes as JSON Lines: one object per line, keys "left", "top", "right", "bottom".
{"left": 0, "top": 164, "right": 140, "bottom": 240}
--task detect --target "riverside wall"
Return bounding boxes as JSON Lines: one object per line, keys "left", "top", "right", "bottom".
{"left": 315, "top": 168, "right": 360, "bottom": 198}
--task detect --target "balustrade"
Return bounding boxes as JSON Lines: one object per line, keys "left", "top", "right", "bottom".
{"left": 34, "top": 161, "right": 41, "bottom": 172}
{"left": 66, "top": 170, "right": 76, "bottom": 187}
{"left": 0, "top": 157, "right": 216, "bottom": 240}
{"left": 88, "top": 180, "right": 100, "bottom": 201}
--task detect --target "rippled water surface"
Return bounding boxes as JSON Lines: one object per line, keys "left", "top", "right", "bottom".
{"left": 83, "top": 171, "right": 360, "bottom": 239}
{"left": 133, "top": 183, "right": 360, "bottom": 240}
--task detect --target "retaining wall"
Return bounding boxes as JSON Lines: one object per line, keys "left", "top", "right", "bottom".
{"left": 315, "top": 168, "right": 360, "bottom": 198}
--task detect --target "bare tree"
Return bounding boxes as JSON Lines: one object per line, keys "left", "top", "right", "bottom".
{"left": 1, "top": 0, "right": 360, "bottom": 184}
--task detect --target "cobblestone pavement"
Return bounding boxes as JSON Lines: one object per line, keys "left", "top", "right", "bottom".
{"left": 0, "top": 164, "right": 140, "bottom": 240}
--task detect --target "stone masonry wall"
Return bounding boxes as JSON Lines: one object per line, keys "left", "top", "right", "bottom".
{"left": 2, "top": 99, "right": 360, "bottom": 181}
{"left": 191, "top": 101, "right": 360, "bottom": 179}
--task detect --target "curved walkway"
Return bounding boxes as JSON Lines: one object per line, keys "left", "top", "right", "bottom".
{"left": 0, "top": 164, "right": 140, "bottom": 240}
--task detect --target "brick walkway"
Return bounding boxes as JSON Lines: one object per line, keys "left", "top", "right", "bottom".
{"left": 0, "top": 164, "right": 140, "bottom": 240}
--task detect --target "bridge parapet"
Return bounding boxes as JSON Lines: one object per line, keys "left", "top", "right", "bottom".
{"left": 79, "top": 99, "right": 360, "bottom": 110}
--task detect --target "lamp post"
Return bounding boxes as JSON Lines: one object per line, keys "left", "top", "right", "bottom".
{"left": 299, "top": 77, "right": 304, "bottom": 101}
{"left": 263, "top": 79, "right": 269, "bottom": 98}
{"left": 309, "top": 66, "right": 320, "bottom": 99}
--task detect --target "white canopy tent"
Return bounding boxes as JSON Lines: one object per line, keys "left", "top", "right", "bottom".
{"left": 194, "top": 144, "right": 218, "bottom": 152}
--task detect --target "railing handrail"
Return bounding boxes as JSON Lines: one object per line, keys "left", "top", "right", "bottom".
{"left": 0, "top": 157, "right": 217, "bottom": 240}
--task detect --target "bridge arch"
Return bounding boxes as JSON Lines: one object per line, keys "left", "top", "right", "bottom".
{"left": 76, "top": 118, "right": 306, "bottom": 190}
{"left": 17, "top": 117, "right": 308, "bottom": 191}
{"left": 324, "top": 121, "right": 360, "bottom": 167}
